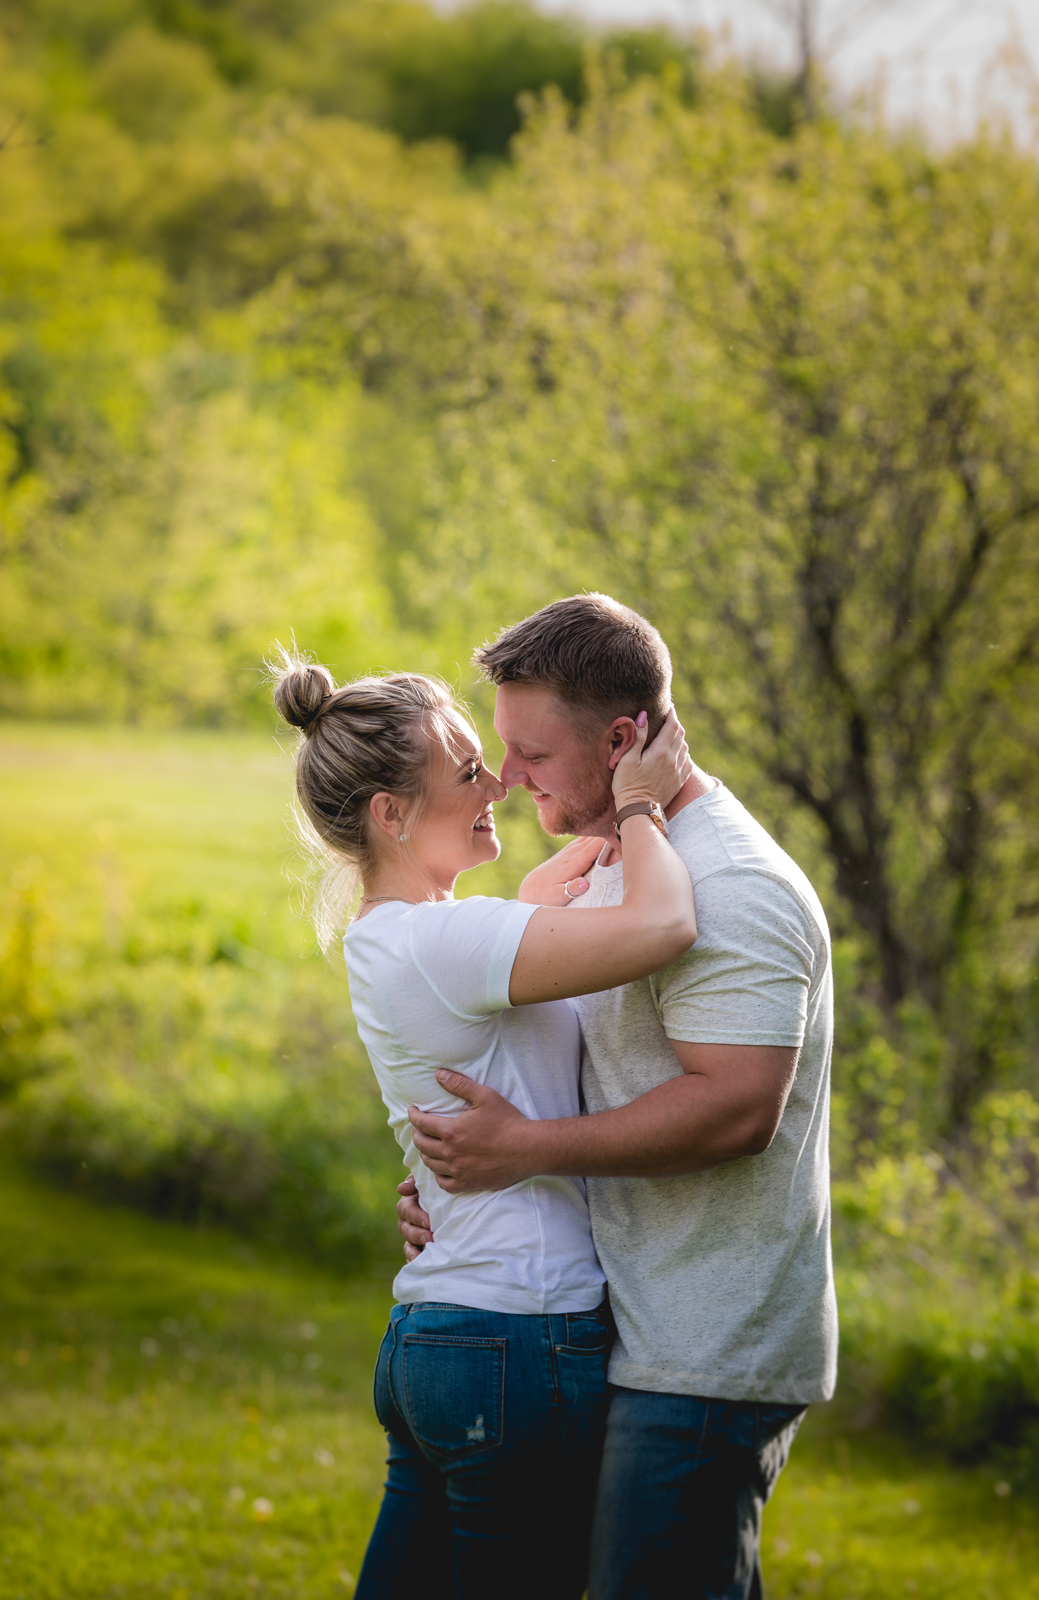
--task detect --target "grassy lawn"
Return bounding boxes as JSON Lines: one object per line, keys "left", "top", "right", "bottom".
{"left": 0, "top": 1159, "right": 391, "bottom": 1599}
{"left": 2, "top": 722, "right": 1038, "bottom": 1598}
{"left": 0, "top": 1159, "right": 1037, "bottom": 1600}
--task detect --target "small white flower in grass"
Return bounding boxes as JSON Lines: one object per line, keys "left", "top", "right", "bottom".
{"left": 970, "top": 1342, "right": 987, "bottom": 1361}
{"left": 903, "top": 1499, "right": 921, "bottom": 1515}
{"left": 252, "top": 1497, "right": 274, "bottom": 1520}
{"left": 338, "top": 1570, "right": 355, "bottom": 1590}
{"left": 140, "top": 1338, "right": 159, "bottom": 1358}
{"left": 186, "top": 1497, "right": 202, "bottom": 1513}
{"left": 228, "top": 1486, "right": 245, "bottom": 1504}
{"left": 314, "top": 1448, "right": 335, "bottom": 1468}
{"left": 300, "top": 1321, "right": 318, "bottom": 1340}
{"left": 773, "top": 1539, "right": 790, "bottom": 1558}
{"left": 267, "top": 1447, "right": 282, "bottom": 1462}
{"left": 995, "top": 1481, "right": 1011, "bottom": 1497}
{"left": 805, "top": 1550, "right": 822, "bottom": 1567}
{"left": 304, "top": 1352, "right": 322, "bottom": 1370}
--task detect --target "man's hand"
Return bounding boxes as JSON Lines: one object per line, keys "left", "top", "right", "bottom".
{"left": 396, "top": 1175, "right": 433, "bottom": 1262}
{"left": 408, "top": 1071, "right": 536, "bottom": 1192}
{"left": 517, "top": 836, "right": 601, "bottom": 907}
{"left": 409, "top": 1045, "right": 798, "bottom": 1190}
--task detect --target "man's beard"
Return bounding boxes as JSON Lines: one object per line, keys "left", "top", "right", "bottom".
{"left": 545, "top": 765, "right": 615, "bottom": 838}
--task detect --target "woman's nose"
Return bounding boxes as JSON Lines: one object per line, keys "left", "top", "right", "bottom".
{"left": 485, "top": 768, "right": 507, "bottom": 801}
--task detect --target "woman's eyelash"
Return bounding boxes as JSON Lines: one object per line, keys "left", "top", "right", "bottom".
{"left": 466, "top": 763, "right": 482, "bottom": 782}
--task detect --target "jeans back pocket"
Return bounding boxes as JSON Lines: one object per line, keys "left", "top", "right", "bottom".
{"left": 402, "top": 1334, "right": 506, "bottom": 1462}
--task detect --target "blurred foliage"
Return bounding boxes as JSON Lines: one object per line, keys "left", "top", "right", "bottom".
{"left": 2, "top": 0, "right": 1039, "bottom": 1475}
{"left": 833, "top": 1090, "right": 1039, "bottom": 1480}
{"left": 3, "top": 0, "right": 700, "bottom": 159}
{"left": 11, "top": 932, "right": 401, "bottom": 1261}
{"left": 0, "top": 959, "right": 407, "bottom": 1271}
{"left": 0, "top": 724, "right": 550, "bottom": 1262}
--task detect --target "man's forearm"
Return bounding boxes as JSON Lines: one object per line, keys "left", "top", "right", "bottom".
{"left": 512, "top": 1073, "right": 773, "bottom": 1180}
{"left": 408, "top": 1046, "right": 796, "bottom": 1192}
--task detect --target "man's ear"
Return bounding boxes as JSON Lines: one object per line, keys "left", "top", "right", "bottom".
{"left": 606, "top": 717, "right": 639, "bottom": 771}
{"left": 369, "top": 791, "right": 405, "bottom": 841}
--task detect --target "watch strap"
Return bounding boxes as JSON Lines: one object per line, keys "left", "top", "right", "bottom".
{"left": 614, "top": 801, "right": 668, "bottom": 839}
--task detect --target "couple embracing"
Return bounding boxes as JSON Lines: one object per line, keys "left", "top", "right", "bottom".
{"left": 273, "top": 593, "right": 837, "bottom": 1600}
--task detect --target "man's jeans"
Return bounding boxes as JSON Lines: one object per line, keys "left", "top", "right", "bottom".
{"left": 355, "top": 1300, "right": 611, "bottom": 1600}
{"left": 589, "top": 1387, "right": 806, "bottom": 1600}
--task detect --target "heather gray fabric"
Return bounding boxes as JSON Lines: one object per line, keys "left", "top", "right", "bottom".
{"left": 570, "top": 784, "right": 838, "bottom": 1405}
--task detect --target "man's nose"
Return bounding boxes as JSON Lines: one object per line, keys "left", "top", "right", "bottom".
{"left": 499, "top": 753, "right": 528, "bottom": 791}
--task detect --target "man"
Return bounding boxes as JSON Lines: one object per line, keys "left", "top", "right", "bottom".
{"left": 398, "top": 592, "right": 837, "bottom": 1599}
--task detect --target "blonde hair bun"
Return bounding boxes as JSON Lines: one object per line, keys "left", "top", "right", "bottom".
{"left": 273, "top": 654, "right": 336, "bottom": 731}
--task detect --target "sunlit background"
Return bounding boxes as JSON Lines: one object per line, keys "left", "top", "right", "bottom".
{"left": 1, "top": 1, "right": 1038, "bottom": 1594}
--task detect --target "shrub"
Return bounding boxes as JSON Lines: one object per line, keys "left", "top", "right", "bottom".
{"left": 882, "top": 1315, "right": 1039, "bottom": 1471}
{"left": 1, "top": 886, "right": 405, "bottom": 1264}
{"left": 833, "top": 1093, "right": 1039, "bottom": 1478}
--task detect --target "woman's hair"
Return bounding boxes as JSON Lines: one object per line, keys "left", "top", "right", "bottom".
{"left": 271, "top": 646, "right": 461, "bottom": 948}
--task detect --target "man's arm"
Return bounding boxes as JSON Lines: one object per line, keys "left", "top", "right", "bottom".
{"left": 407, "top": 1041, "right": 799, "bottom": 1193}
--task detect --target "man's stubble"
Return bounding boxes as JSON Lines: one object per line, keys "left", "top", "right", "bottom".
{"left": 546, "top": 753, "right": 615, "bottom": 839}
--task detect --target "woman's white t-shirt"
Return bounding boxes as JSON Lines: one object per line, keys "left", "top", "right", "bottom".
{"left": 343, "top": 895, "right": 605, "bottom": 1315}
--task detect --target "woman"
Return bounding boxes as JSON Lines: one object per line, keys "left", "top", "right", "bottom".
{"left": 273, "top": 654, "right": 696, "bottom": 1600}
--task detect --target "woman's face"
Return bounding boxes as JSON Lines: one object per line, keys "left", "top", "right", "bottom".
{"left": 406, "top": 711, "right": 505, "bottom": 883}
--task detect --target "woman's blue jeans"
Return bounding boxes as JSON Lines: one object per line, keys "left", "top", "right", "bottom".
{"left": 355, "top": 1299, "right": 612, "bottom": 1600}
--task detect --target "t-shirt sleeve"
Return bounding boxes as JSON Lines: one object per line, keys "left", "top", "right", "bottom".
{"left": 406, "top": 897, "right": 540, "bottom": 1019}
{"left": 654, "top": 870, "right": 818, "bottom": 1047}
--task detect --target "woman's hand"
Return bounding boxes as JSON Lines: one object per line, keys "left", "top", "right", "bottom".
{"left": 611, "top": 707, "right": 692, "bottom": 812}
{"left": 517, "top": 836, "right": 603, "bottom": 906}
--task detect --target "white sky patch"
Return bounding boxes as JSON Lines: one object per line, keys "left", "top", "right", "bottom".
{"left": 528, "top": 0, "right": 1039, "bottom": 142}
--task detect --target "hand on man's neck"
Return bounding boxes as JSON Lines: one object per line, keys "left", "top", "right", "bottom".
{"left": 663, "top": 763, "right": 718, "bottom": 821}
{"left": 593, "top": 761, "right": 718, "bottom": 866}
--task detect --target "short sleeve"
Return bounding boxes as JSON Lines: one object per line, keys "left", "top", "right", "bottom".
{"left": 654, "top": 871, "right": 817, "bottom": 1047}
{"left": 406, "top": 897, "right": 540, "bottom": 1019}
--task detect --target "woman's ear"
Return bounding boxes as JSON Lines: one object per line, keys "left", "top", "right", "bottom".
{"left": 606, "top": 717, "right": 639, "bottom": 771}
{"left": 369, "top": 791, "right": 405, "bottom": 842}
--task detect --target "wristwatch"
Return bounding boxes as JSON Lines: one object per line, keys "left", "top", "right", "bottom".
{"left": 614, "top": 801, "right": 669, "bottom": 840}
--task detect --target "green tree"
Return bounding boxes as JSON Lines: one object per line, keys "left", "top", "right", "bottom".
{"left": 280, "top": 72, "right": 1039, "bottom": 1126}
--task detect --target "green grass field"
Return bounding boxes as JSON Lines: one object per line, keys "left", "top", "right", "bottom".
{"left": 1, "top": 1157, "right": 1037, "bottom": 1600}
{"left": 1, "top": 723, "right": 1037, "bottom": 1598}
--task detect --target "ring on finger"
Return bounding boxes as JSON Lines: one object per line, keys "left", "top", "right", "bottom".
{"left": 563, "top": 880, "right": 577, "bottom": 900}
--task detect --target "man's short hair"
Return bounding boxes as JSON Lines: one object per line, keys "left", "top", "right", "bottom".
{"left": 473, "top": 593, "right": 672, "bottom": 736}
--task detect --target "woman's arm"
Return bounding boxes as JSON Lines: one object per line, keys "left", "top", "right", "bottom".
{"left": 508, "top": 710, "right": 697, "bottom": 1006}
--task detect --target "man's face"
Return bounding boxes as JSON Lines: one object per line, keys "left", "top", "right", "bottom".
{"left": 493, "top": 683, "right": 617, "bottom": 838}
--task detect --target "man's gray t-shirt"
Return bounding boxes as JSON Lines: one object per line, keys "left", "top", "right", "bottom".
{"left": 571, "top": 784, "right": 838, "bottom": 1405}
